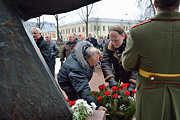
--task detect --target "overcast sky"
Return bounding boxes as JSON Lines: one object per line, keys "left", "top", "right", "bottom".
{"left": 27, "top": 0, "right": 141, "bottom": 24}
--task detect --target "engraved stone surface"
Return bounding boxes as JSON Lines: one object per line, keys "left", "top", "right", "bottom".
{"left": 0, "top": 0, "right": 99, "bottom": 119}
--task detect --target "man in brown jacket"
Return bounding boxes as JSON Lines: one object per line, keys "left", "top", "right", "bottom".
{"left": 60, "top": 34, "right": 78, "bottom": 62}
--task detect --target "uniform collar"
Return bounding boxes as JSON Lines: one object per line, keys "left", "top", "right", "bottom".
{"left": 152, "top": 12, "right": 180, "bottom": 20}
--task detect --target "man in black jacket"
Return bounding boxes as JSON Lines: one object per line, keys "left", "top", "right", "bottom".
{"left": 32, "top": 28, "right": 53, "bottom": 74}
{"left": 85, "top": 32, "right": 98, "bottom": 47}
{"left": 45, "top": 35, "right": 59, "bottom": 76}
{"left": 58, "top": 41, "right": 107, "bottom": 111}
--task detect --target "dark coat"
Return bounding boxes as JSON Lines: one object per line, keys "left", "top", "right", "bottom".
{"left": 58, "top": 41, "right": 101, "bottom": 108}
{"left": 85, "top": 37, "right": 98, "bottom": 47}
{"left": 36, "top": 36, "right": 53, "bottom": 74}
{"left": 101, "top": 39, "right": 137, "bottom": 83}
{"left": 60, "top": 40, "right": 78, "bottom": 61}
{"left": 47, "top": 40, "right": 59, "bottom": 61}
{"left": 122, "top": 12, "right": 180, "bottom": 120}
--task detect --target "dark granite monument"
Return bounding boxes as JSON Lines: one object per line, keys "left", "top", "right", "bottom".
{"left": 0, "top": 0, "right": 99, "bottom": 119}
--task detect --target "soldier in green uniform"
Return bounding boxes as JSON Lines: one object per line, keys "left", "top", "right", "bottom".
{"left": 122, "top": 0, "right": 180, "bottom": 120}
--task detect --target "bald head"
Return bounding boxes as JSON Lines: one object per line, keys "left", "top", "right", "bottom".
{"left": 45, "top": 35, "right": 51, "bottom": 42}
{"left": 88, "top": 32, "right": 92, "bottom": 39}
{"left": 69, "top": 34, "right": 74, "bottom": 43}
{"left": 85, "top": 47, "right": 100, "bottom": 67}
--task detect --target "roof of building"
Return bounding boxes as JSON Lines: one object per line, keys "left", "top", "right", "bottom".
{"left": 59, "top": 18, "right": 139, "bottom": 27}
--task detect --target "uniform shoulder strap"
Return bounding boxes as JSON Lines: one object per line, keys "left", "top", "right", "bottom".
{"left": 132, "top": 19, "right": 152, "bottom": 28}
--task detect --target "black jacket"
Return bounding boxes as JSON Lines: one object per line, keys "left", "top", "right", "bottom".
{"left": 101, "top": 39, "right": 137, "bottom": 83}
{"left": 58, "top": 41, "right": 101, "bottom": 108}
{"left": 36, "top": 36, "right": 53, "bottom": 74}
{"left": 85, "top": 37, "right": 98, "bottom": 47}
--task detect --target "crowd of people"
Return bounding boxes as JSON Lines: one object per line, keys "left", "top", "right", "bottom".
{"left": 31, "top": 0, "right": 180, "bottom": 119}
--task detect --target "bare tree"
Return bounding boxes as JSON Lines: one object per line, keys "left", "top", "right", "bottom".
{"left": 136, "top": 0, "right": 156, "bottom": 22}
{"left": 54, "top": 14, "right": 68, "bottom": 42}
{"left": 77, "top": 4, "right": 95, "bottom": 37}
{"left": 36, "top": 16, "right": 45, "bottom": 30}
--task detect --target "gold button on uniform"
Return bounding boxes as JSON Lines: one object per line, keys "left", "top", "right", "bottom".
{"left": 150, "top": 77, "right": 154, "bottom": 80}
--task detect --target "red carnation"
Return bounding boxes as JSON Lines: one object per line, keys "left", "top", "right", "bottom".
{"left": 97, "top": 96, "right": 102, "bottom": 101}
{"left": 112, "top": 86, "right": 118, "bottom": 91}
{"left": 66, "top": 99, "right": 70, "bottom": 102}
{"left": 132, "top": 90, "right": 136, "bottom": 93}
{"left": 113, "top": 94, "right": 118, "bottom": 99}
{"left": 72, "top": 47, "right": 75, "bottom": 49}
{"left": 104, "top": 91, "right": 111, "bottom": 96}
{"left": 120, "top": 84, "right": 126, "bottom": 88}
{"left": 124, "top": 91, "right": 130, "bottom": 96}
{"left": 92, "top": 91, "right": 97, "bottom": 95}
{"left": 69, "top": 101, "right": 76, "bottom": 106}
{"left": 99, "top": 84, "right": 105, "bottom": 91}
{"left": 118, "top": 88, "right": 123, "bottom": 91}
{"left": 124, "top": 83, "right": 129, "bottom": 88}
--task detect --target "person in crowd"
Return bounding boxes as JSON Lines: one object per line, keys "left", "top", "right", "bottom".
{"left": 45, "top": 35, "right": 59, "bottom": 76}
{"left": 103, "top": 36, "right": 108, "bottom": 42}
{"left": 97, "top": 36, "right": 105, "bottom": 52}
{"left": 73, "top": 33, "right": 78, "bottom": 41}
{"left": 122, "top": 0, "right": 180, "bottom": 119}
{"left": 101, "top": 26, "right": 137, "bottom": 92}
{"left": 85, "top": 32, "right": 98, "bottom": 47}
{"left": 78, "top": 35, "right": 84, "bottom": 41}
{"left": 32, "top": 28, "right": 53, "bottom": 74}
{"left": 58, "top": 41, "right": 107, "bottom": 111}
{"left": 60, "top": 34, "right": 78, "bottom": 63}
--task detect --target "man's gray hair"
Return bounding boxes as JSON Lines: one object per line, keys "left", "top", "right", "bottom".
{"left": 85, "top": 47, "right": 100, "bottom": 59}
{"left": 33, "top": 28, "right": 41, "bottom": 33}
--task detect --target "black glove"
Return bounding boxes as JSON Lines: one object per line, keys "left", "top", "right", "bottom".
{"left": 108, "top": 77, "right": 118, "bottom": 88}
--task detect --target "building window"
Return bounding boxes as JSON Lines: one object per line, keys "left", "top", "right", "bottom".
{"left": 82, "top": 26, "right": 85, "bottom": 32}
{"left": 68, "top": 29, "right": 70, "bottom": 33}
{"left": 72, "top": 28, "right": 74, "bottom": 33}
{"left": 103, "top": 26, "right": 105, "bottom": 31}
{"left": 66, "top": 29, "right": 68, "bottom": 34}
{"left": 78, "top": 27, "right": 81, "bottom": 32}
{"left": 97, "top": 26, "right": 100, "bottom": 31}
{"left": 108, "top": 26, "right": 111, "bottom": 31}
{"left": 94, "top": 26, "right": 96, "bottom": 31}
{"left": 74, "top": 27, "right": 76, "bottom": 33}
{"left": 63, "top": 29, "right": 65, "bottom": 34}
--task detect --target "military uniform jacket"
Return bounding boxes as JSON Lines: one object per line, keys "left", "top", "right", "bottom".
{"left": 122, "top": 12, "right": 180, "bottom": 120}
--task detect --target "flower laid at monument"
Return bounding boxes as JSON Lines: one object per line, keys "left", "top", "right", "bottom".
{"left": 90, "top": 81, "right": 136, "bottom": 120}
{"left": 66, "top": 99, "right": 97, "bottom": 120}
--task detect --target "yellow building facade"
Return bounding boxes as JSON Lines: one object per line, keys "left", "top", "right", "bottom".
{"left": 59, "top": 18, "right": 138, "bottom": 41}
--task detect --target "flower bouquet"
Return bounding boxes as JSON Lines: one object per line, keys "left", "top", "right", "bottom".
{"left": 90, "top": 81, "right": 136, "bottom": 120}
{"left": 66, "top": 99, "right": 96, "bottom": 120}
